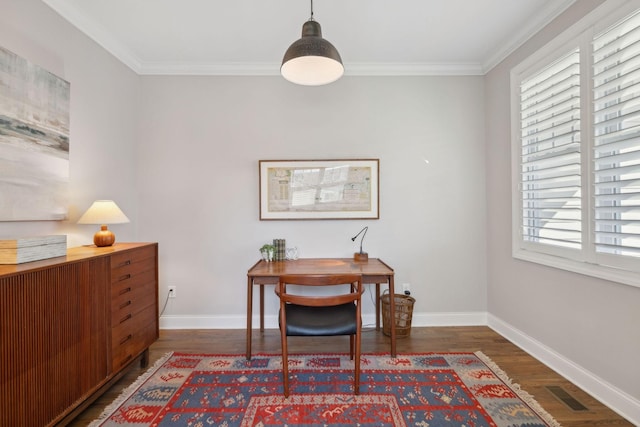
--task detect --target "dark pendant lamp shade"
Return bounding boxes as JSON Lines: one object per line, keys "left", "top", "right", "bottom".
{"left": 281, "top": 11, "right": 344, "bottom": 86}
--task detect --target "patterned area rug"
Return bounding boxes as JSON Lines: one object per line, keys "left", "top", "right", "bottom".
{"left": 90, "top": 352, "right": 561, "bottom": 427}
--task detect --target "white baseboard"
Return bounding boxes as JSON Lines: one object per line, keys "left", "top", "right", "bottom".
{"left": 488, "top": 314, "right": 640, "bottom": 425}
{"left": 160, "top": 314, "right": 248, "bottom": 329}
{"left": 159, "top": 311, "right": 488, "bottom": 330}
{"left": 411, "top": 311, "right": 488, "bottom": 326}
{"left": 159, "top": 310, "right": 639, "bottom": 425}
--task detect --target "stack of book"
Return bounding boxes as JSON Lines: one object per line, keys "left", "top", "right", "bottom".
{"left": 273, "top": 239, "right": 286, "bottom": 261}
{"left": 0, "top": 235, "right": 67, "bottom": 264}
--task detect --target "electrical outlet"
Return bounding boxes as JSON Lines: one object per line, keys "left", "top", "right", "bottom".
{"left": 168, "top": 286, "right": 176, "bottom": 298}
{"left": 402, "top": 283, "right": 411, "bottom": 295}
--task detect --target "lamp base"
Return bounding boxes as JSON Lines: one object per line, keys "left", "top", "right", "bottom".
{"left": 354, "top": 252, "right": 368, "bottom": 262}
{"left": 94, "top": 225, "right": 115, "bottom": 247}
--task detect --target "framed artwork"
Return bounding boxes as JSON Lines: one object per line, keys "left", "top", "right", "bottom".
{"left": 259, "top": 159, "right": 379, "bottom": 220}
{"left": 0, "top": 46, "right": 70, "bottom": 221}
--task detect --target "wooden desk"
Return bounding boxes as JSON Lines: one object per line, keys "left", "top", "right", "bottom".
{"left": 246, "top": 258, "right": 396, "bottom": 359}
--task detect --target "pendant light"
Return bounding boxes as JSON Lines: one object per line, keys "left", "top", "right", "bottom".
{"left": 281, "top": 0, "right": 344, "bottom": 86}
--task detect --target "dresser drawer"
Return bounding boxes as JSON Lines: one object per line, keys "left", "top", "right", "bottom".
{"left": 111, "top": 268, "right": 156, "bottom": 314}
{"left": 110, "top": 245, "right": 157, "bottom": 283}
{"left": 111, "top": 305, "right": 158, "bottom": 370}
{"left": 111, "top": 244, "right": 156, "bottom": 267}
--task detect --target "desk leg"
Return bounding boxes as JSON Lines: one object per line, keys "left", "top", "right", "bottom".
{"left": 246, "top": 277, "right": 253, "bottom": 360}
{"left": 260, "top": 285, "right": 265, "bottom": 332}
{"left": 375, "top": 283, "right": 381, "bottom": 331}
{"left": 389, "top": 276, "right": 396, "bottom": 357}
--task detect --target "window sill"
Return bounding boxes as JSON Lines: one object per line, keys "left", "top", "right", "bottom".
{"left": 512, "top": 248, "right": 640, "bottom": 289}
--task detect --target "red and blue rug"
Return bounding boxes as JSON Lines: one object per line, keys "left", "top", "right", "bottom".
{"left": 90, "top": 352, "right": 561, "bottom": 427}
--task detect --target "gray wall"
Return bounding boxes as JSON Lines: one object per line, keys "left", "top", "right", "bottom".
{"left": 135, "top": 75, "right": 487, "bottom": 324}
{"left": 0, "top": 0, "right": 140, "bottom": 243}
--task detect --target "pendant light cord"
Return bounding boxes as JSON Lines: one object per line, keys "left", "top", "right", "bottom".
{"left": 310, "top": 0, "right": 314, "bottom": 21}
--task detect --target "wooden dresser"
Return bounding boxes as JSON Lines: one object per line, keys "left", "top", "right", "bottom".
{"left": 0, "top": 242, "right": 159, "bottom": 426}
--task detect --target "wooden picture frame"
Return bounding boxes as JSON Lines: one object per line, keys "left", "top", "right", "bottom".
{"left": 259, "top": 159, "right": 379, "bottom": 220}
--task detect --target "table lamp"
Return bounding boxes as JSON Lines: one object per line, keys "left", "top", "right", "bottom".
{"left": 77, "top": 200, "right": 130, "bottom": 247}
{"left": 351, "top": 226, "right": 369, "bottom": 262}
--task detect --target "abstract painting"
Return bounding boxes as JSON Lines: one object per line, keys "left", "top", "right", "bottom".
{"left": 0, "top": 46, "right": 70, "bottom": 221}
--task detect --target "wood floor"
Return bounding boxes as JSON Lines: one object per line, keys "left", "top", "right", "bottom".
{"left": 69, "top": 326, "right": 633, "bottom": 426}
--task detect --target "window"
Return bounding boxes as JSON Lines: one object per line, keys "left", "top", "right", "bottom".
{"left": 512, "top": 1, "right": 640, "bottom": 287}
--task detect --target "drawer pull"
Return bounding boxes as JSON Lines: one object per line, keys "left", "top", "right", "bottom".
{"left": 119, "top": 300, "right": 132, "bottom": 309}
{"left": 119, "top": 334, "right": 133, "bottom": 345}
{"left": 119, "top": 313, "right": 132, "bottom": 324}
{"left": 119, "top": 287, "right": 132, "bottom": 296}
{"left": 118, "top": 274, "right": 132, "bottom": 282}
{"left": 117, "top": 260, "right": 132, "bottom": 267}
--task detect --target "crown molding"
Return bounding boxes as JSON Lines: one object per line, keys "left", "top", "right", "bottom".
{"left": 137, "top": 61, "right": 485, "bottom": 76}
{"left": 137, "top": 62, "right": 281, "bottom": 76}
{"left": 345, "top": 62, "right": 484, "bottom": 76}
{"left": 482, "top": 0, "right": 576, "bottom": 73}
{"left": 43, "top": 0, "right": 143, "bottom": 71}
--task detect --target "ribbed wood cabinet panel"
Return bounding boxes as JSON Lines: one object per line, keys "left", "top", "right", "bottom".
{"left": 0, "top": 243, "right": 158, "bottom": 427}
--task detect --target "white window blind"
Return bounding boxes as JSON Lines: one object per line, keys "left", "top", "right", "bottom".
{"left": 593, "top": 11, "right": 640, "bottom": 259}
{"left": 512, "top": 2, "right": 640, "bottom": 285}
{"left": 519, "top": 49, "right": 582, "bottom": 250}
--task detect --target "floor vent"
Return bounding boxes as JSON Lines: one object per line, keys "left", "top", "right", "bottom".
{"left": 546, "top": 385, "right": 589, "bottom": 411}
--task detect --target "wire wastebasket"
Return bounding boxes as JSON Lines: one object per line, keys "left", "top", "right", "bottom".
{"left": 381, "top": 293, "right": 415, "bottom": 338}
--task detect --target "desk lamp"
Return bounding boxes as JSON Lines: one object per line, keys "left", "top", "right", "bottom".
{"left": 78, "top": 200, "right": 130, "bottom": 247}
{"left": 351, "top": 226, "right": 368, "bottom": 262}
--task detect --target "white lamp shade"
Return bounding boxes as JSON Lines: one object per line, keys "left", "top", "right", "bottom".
{"left": 77, "top": 200, "right": 130, "bottom": 225}
{"left": 281, "top": 55, "right": 344, "bottom": 86}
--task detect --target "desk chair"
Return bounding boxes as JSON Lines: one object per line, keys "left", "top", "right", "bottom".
{"left": 276, "top": 274, "right": 364, "bottom": 397}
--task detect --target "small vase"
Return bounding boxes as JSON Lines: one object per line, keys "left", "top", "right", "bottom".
{"left": 286, "top": 247, "right": 299, "bottom": 260}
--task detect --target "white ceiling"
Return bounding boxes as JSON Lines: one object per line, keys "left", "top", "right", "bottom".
{"left": 42, "top": 0, "right": 576, "bottom": 76}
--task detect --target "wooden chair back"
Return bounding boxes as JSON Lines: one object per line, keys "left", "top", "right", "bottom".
{"left": 276, "top": 274, "right": 364, "bottom": 307}
{"left": 276, "top": 273, "right": 364, "bottom": 397}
